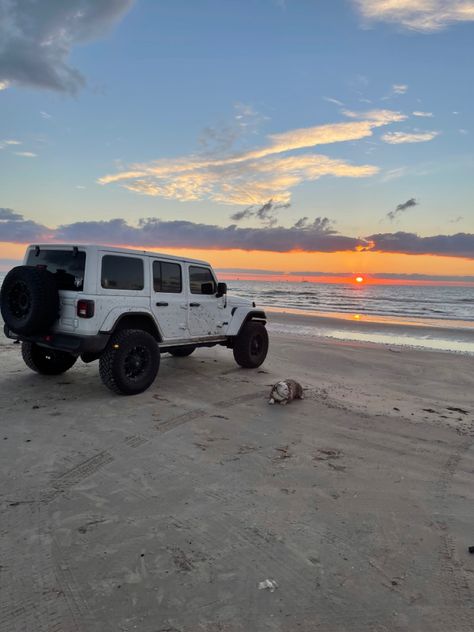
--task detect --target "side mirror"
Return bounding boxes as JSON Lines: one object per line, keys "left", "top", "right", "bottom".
{"left": 216, "top": 282, "right": 227, "bottom": 298}
{"left": 201, "top": 282, "right": 215, "bottom": 295}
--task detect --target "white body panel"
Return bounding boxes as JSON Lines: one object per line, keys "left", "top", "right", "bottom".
{"left": 186, "top": 263, "right": 222, "bottom": 337}
{"left": 21, "top": 243, "right": 263, "bottom": 345}
{"left": 149, "top": 257, "right": 188, "bottom": 340}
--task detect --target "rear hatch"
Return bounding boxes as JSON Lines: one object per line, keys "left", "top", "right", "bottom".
{"left": 25, "top": 247, "right": 86, "bottom": 333}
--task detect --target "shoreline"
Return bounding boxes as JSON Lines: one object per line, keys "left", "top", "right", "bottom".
{"left": 266, "top": 307, "right": 474, "bottom": 355}
{"left": 265, "top": 305, "right": 474, "bottom": 330}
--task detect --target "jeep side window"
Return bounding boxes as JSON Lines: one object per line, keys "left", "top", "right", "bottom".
{"left": 101, "top": 255, "right": 144, "bottom": 290}
{"left": 153, "top": 261, "right": 182, "bottom": 293}
{"left": 189, "top": 266, "right": 216, "bottom": 295}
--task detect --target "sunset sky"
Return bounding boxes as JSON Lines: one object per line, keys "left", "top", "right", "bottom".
{"left": 0, "top": 0, "right": 473, "bottom": 281}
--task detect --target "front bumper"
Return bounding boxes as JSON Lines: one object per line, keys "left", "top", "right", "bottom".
{"left": 3, "top": 325, "right": 110, "bottom": 355}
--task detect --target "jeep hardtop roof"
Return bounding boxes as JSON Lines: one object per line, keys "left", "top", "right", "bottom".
{"left": 25, "top": 244, "right": 210, "bottom": 267}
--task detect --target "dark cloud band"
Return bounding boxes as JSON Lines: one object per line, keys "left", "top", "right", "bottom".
{"left": 1, "top": 208, "right": 473, "bottom": 259}
{"left": 367, "top": 231, "right": 474, "bottom": 259}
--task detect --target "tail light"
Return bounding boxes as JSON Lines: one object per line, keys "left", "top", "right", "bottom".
{"left": 77, "top": 299, "right": 95, "bottom": 318}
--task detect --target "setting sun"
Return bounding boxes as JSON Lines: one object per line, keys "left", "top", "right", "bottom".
{"left": 355, "top": 276, "right": 364, "bottom": 284}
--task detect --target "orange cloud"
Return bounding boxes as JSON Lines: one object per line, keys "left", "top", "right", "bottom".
{"left": 98, "top": 110, "right": 405, "bottom": 205}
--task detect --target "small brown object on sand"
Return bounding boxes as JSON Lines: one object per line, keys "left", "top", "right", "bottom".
{"left": 269, "top": 379, "right": 304, "bottom": 405}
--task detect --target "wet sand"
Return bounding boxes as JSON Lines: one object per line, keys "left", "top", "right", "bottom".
{"left": 267, "top": 307, "right": 474, "bottom": 354}
{"left": 1, "top": 313, "right": 474, "bottom": 631}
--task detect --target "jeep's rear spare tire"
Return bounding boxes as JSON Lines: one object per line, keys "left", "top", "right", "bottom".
{"left": 22, "top": 342, "right": 77, "bottom": 375}
{"left": 233, "top": 321, "right": 269, "bottom": 369}
{"left": 99, "top": 329, "right": 160, "bottom": 395}
{"left": 0, "top": 266, "right": 59, "bottom": 335}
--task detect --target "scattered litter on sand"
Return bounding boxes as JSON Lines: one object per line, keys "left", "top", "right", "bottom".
{"left": 258, "top": 579, "right": 278, "bottom": 592}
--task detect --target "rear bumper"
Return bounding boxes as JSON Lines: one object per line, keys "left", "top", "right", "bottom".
{"left": 3, "top": 325, "right": 110, "bottom": 355}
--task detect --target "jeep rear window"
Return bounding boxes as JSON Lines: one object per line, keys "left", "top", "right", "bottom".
{"left": 26, "top": 249, "right": 86, "bottom": 291}
{"left": 153, "top": 261, "right": 182, "bottom": 293}
{"left": 101, "top": 255, "right": 144, "bottom": 290}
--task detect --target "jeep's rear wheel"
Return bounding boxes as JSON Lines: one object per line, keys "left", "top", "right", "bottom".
{"left": 99, "top": 329, "right": 160, "bottom": 395}
{"left": 233, "top": 321, "right": 269, "bottom": 369}
{"left": 22, "top": 342, "right": 77, "bottom": 375}
{"left": 168, "top": 345, "right": 196, "bottom": 357}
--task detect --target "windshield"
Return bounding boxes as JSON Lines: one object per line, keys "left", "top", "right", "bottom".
{"left": 26, "top": 249, "right": 86, "bottom": 291}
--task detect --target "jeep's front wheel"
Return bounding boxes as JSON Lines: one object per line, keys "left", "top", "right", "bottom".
{"left": 22, "top": 342, "right": 77, "bottom": 375}
{"left": 233, "top": 321, "right": 269, "bottom": 369}
{"left": 99, "top": 329, "right": 160, "bottom": 395}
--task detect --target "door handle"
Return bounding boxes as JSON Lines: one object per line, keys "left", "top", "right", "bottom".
{"left": 155, "top": 301, "right": 169, "bottom": 306}
{"left": 189, "top": 302, "right": 200, "bottom": 307}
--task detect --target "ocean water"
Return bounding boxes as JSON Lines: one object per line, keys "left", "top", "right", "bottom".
{"left": 226, "top": 280, "right": 474, "bottom": 323}
{"left": 1, "top": 272, "right": 473, "bottom": 322}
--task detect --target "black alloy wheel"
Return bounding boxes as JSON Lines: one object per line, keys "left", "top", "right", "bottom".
{"left": 99, "top": 329, "right": 160, "bottom": 395}
{"left": 124, "top": 344, "right": 151, "bottom": 380}
{"left": 233, "top": 321, "right": 269, "bottom": 368}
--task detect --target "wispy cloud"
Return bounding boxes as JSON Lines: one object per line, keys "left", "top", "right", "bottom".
{"left": 0, "top": 139, "right": 21, "bottom": 149}
{"left": 382, "top": 130, "right": 440, "bottom": 144}
{"left": 323, "top": 96, "right": 344, "bottom": 106}
{"left": 353, "top": 0, "right": 474, "bottom": 32}
{"left": 15, "top": 151, "right": 37, "bottom": 158}
{"left": 0, "top": 0, "right": 135, "bottom": 93}
{"left": 230, "top": 199, "right": 291, "bottom": 226}
{"left": 381, "top": 166, "right": 409, "bottom": 181}
{"left": 40, "top": 111, "right": 52, "bottom": 120}
{"left": 198, "top": 103, "right": 264, "bottom": 153}
{"left": 380, "top": 83, "right": 409, "bottom": 101}
{"left": 392, "top": 84, "right": 408, "bottom": 95}
{"left": 412, "top": 111, "right": 433, "bottom": 117}
{"left": 291, "top": 217, "right": 336, "bottom": 232}
{"left": 1, "top": 208, "right": 473, "bottom": 259}
{"left": 100, "top": 110, "right": 405, "bottom": 205}
{"left": 387, "top": 197, "right": 418, "bottom": 221}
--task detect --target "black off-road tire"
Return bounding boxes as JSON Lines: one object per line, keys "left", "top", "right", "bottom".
{"left": 233, "top": 321, "right": 269, "bottom": 369}
{"left": 99, "top": 329, "right": 160, "bottom": 395}
{"left": 21, "top": 342, "right": 77, "bottom": 375}
{"left": 0, "top": 266, "right": 59, "bottom": 335}
{"left": 168, "top": 345, "right": 196, "bottom": 357}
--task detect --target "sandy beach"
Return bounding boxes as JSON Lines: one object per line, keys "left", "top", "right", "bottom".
{"left": 1, "top": 311, "right": 474, "bottom": 632}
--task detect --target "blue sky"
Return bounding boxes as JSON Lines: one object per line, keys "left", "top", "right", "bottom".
{"left": 0, "top": 0, "right": 473, "bottom": 275}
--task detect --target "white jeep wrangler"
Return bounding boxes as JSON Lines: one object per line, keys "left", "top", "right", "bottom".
{"left": 1, "top": 244, "right": 268, "bottom": 395}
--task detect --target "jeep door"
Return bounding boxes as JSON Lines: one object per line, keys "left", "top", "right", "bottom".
{"left": 150, "top": 259, "right": 187, "bottom": 340}
{"left": 187, "top": 265, "right": 221, "bottom": 337}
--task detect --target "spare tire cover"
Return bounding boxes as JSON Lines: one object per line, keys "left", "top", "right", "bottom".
{"left": 0, "top": 266, "right": 60, "bottom": 335}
